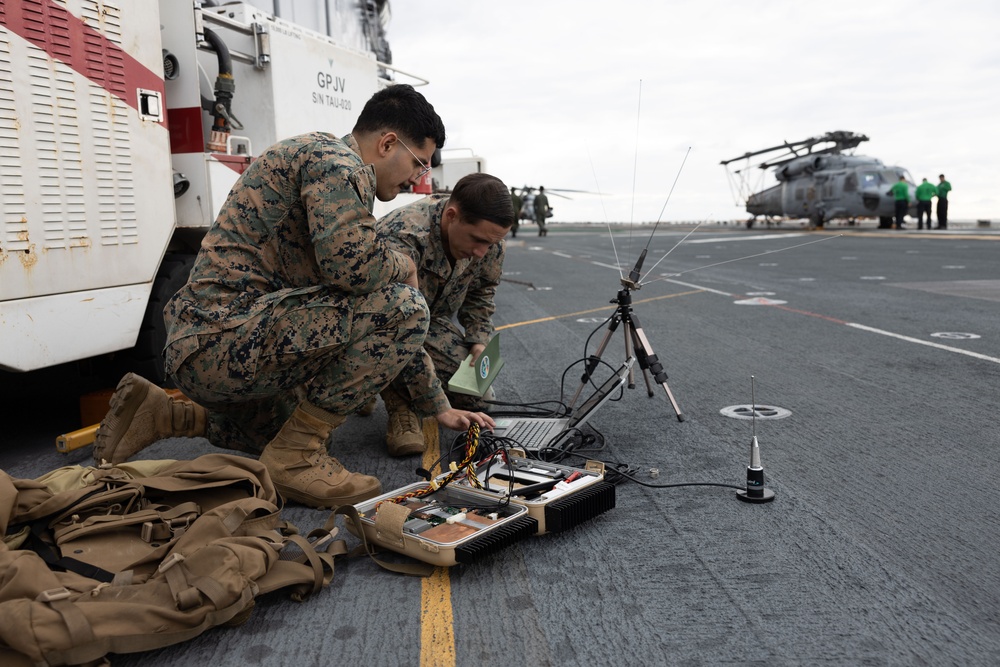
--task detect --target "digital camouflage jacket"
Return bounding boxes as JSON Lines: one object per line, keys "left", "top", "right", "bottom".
{"left": 165, "top": 132, "right": 411, "bottom": 348}
{"left": 378, "top": 195, "right": 505, "bottom": 415}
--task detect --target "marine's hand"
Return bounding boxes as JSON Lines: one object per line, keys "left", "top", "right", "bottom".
{"left": 436, "top": 408, "right": 495, "bottom": 431}
{"left": 467, "top": 343, "right": 486, "bottom": 366}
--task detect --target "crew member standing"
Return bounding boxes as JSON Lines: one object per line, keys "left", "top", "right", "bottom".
{"left": 510, "top": 186, "right": 522, "bottom": 238}
{"left": 534, "top": 186, "right": 550, "bottom": 237}
{"left": 915, "top": 178, "right": 937, "bottom": 230}
{"left": 936, "top": 174, "right": 952, "bottom": 229}
{"left": 888, "top": 176, "right": 910, "bottom": 230}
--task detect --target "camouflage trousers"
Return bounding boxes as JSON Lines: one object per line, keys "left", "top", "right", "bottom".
{"left": 166, "top": 283, "right": 429, "bottom": 453}
{"left": 393, "top": 315, "right": 489, "bottom": 412}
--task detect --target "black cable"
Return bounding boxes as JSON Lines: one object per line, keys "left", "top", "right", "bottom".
{"left": 529, "top": 423, "right": 746, "bottom": 491}
{"left": 614, "top": 467, "right": 745, "bottom": 491}
{"left": 485, "top": 399, "right": 569, "bottom": 420}
{"left": 440, "top": 345, "right": 744, "bottom": 496}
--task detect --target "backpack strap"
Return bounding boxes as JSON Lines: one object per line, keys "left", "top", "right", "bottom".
{"left": 253, "top": 526, "right": 345, "bottom": 598}
{"left": 23, "top": 523, "right": 115, "bottom": 583}
{"left": 34, "top": 587, "right": 96, "bottom": 648}
{"left": 331, "top": 505, "right": 434, "bottom": 577}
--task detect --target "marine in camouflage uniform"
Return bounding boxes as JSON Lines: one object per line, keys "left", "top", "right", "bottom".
{"left": 92, "top": 85, "right": 494, "bottom": 510}
{"left": 374, "top": 173, "right": 514, "bottom": 453}
{"left": 163, "top": 131, "right": 425, "bottom": 453}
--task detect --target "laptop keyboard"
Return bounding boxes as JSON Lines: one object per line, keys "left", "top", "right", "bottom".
{"left": 504, "top": 420, "right": 560, "bottom": 448}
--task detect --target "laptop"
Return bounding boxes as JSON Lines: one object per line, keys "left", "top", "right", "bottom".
{"left": 491, "top": 357, "right": 635, "bottom": 450}
{"left": 448, "top": 334, "right": 504, "bottom": 397}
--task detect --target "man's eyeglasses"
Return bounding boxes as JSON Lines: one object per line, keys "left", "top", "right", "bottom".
{"left": 397, "top": 137, "right": 432, "bottom": 178}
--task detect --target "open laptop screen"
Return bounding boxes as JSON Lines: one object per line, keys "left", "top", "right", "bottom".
{"left": 568, "top": 358, "right": 634, "bottom": 427}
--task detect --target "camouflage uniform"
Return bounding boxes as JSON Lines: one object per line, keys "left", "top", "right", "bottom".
{"left": 377, "top": 195, "right": 504, "bottom": 413}
{"left": 164, "top": 132, "right": 429, "bottom": 453}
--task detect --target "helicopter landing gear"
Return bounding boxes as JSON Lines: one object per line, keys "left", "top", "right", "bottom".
{"left": 746, "top": 217, "right": 756, "bottom": 229}
{"left": 808, "top": 212, "right": 825, "bottom": 230}
{"left": 878, "top": 216, "right": 893, "bottom": 229}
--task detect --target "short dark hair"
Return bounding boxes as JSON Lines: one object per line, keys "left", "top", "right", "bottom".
{"left": 449, "top": 173, "right": 515, "bottom": 228}
{"left": 353, "top": 84, "right": 446, "bottom": 149}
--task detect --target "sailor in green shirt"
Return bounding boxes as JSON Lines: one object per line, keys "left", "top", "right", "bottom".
{"left": 915, "top": 178, "right": 937, "bottom": 229}
{"left": 937, "top": 174, "right": 952, "bottom": 229}
{"left": 888, "top": 175, "right": 910, "bottom": 229}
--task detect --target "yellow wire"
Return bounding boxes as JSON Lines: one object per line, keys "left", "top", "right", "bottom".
{"left": 378, "top": 423, "right": 481, "bottom": 508}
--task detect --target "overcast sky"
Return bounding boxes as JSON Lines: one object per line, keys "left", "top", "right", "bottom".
{"left": 385, "top": 0, "right": 999, "bottom": 223}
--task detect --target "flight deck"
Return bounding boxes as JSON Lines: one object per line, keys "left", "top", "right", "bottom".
{"left": 3, "top": 220, "right": 999, "bottom": 665}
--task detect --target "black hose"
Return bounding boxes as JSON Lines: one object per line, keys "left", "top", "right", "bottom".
{"left": 201, "top": 27, "right": 232, "bottom": 77}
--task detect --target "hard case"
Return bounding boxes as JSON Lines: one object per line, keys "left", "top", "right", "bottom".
{"left": 346, "top": 482, "right": 536, "bottom": 567}
{"left": 455, "top": 455, "right": 616, "bottom": 535}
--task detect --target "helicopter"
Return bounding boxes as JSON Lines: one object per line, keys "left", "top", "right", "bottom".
{"left": 512, "top": 185, "right": 594, "bottom": 224}
{"left": 721, "top": 131, "right": 916, "bottom": 229}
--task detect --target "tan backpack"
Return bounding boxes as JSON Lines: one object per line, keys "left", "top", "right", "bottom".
{"left": 0, "top": 454, "right": 343, "bottom": 667}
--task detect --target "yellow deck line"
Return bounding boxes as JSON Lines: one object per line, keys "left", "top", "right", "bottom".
{"left": 419, "top": 418, "right": 455, "bottom": 667}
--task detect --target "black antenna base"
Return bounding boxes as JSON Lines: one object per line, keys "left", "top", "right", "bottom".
{"left": 736, "top": 487, "right": 776, "bottom": 503}
{"left": 736, "top": 434, "right": 775, "bottom": 503}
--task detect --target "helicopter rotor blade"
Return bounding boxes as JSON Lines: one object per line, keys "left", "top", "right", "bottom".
{"left": 546, "top": 191, "right": 575, "bottom": 200}
{"left": 515, "top": 186, "right": 599, "bottom": 199}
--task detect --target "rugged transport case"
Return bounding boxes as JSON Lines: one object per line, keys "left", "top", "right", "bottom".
{"left": 346, "top": 483, "right": 536, "bottom": 567}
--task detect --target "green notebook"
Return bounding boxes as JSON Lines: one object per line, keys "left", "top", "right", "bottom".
{"left": 447, "top": 335, "right": 504, "bottom": 397}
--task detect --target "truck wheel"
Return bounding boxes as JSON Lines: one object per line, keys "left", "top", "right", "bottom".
{"left": 114, "top": 253, "right": 196, "bottom": 386}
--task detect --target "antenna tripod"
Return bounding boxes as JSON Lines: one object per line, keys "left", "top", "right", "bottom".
{"left": 567, "top": 249, "right": 686, "bottom": 421}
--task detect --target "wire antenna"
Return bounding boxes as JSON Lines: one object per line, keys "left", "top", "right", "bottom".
{"left": 751, "top": 375, "right": 756, "bottom": 439}
{"left": 640, "top": 234, "right": 843, "bottom": 287}
{"left": 627, "top": 79, "right": 642, "bottom": 264}
{"left": 640, "top": 220, "right": 703, "bottom": 283}
{"left": 621, "top": 147, "right": 693, "bottom": 290}
{"left": 588, "top": 148, "right": 624, "bottom": 281}
{"left": 635, "top": 146, "right": 701, "bottom": 288}
{"left": 650, "top": 146, "right": 692, "bottom": 234}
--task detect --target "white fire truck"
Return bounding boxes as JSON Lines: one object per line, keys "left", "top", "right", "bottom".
{"left": 0, "top": 0, "right": 469, "bottom": 383}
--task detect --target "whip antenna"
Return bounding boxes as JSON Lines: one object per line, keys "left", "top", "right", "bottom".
{"left": 627, "top": 80, "right": 643, "bottom": 264}
{"left": 588, "top": 148, "right": 624, "bottom": 280}
{"left": 648, "top": 146, "right": 692, "bottom": 238}
{"left": 641, "top": 234, "right": 844, "bottom": 287}
{"left": 640, "top": 220, "right": 704, "bottom": 284}
{"left": 623, "top": 146, "right": 691, "bottom": 289}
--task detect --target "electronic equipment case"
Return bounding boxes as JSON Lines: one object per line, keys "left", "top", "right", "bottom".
{"left": 454, "top": 453, "right": 616, "bottom": 535}
{"left": 345, "top": 482, "right": 536, "bottom": 567}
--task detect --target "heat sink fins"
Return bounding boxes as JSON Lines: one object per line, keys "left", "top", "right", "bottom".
{"left": 543, "top": 481, "right": 616, "bottom": 533}
{"left": 454, "top": 516, "right": 538, "bottom": 564}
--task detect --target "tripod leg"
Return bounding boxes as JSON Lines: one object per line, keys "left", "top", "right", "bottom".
{"left": 621, "top": 319, "right": 637, "bottom": 389}
{"left": 568, "top": 315, "right": 620, "bottom": 410}
{"left": 629, "top": 314, "right": 686, "bottom": 422}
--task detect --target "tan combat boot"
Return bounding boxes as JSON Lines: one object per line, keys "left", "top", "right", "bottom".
{"left": 381, "top": 386, "right": 426, "bottom": 457}
{"left": 259, "top": 402, "right": 382, "bottom": 509}
{"left": 94, "top": 373, "right": 208, "bottom": 464}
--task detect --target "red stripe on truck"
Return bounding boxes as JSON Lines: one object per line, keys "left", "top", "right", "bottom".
{"left": 1, "top": 0, "right": 165, "bottom": 125}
